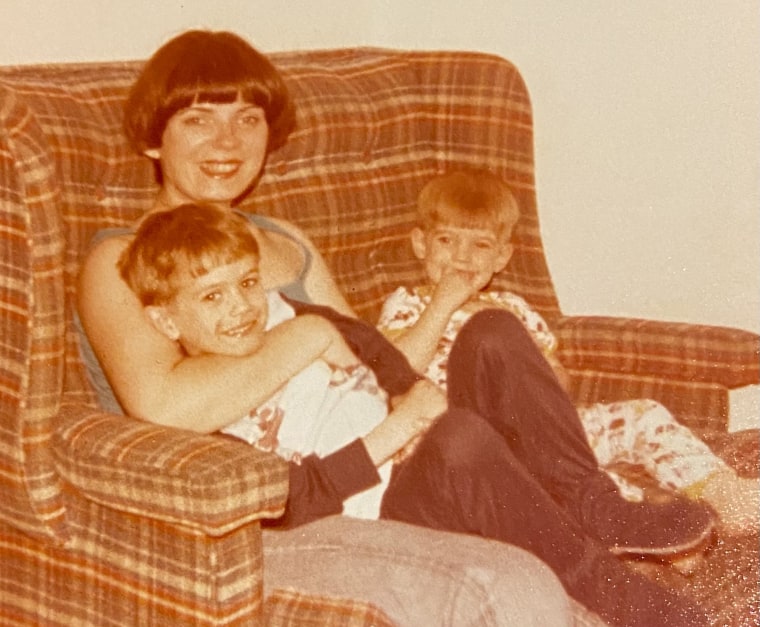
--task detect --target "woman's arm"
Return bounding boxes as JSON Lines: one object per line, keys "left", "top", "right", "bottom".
{"left": 77, "top": 237, "right": 352, "bottom": 433}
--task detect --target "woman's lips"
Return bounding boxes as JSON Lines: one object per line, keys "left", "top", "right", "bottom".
{"left": 200, "top": 160, "right": 242, "bottom": 178}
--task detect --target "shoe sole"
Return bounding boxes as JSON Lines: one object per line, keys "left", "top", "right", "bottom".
{"left": 608, "top": 516, "right": 716, "bottom": 557}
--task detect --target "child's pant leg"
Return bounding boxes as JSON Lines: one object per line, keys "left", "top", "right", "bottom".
{"left": 579, "top": 399, "right": 727, "bottom": 492}
{"left": 445, "top": 308, "right": 606, "bottom": 508}
{"left": 379, "top": 408, "right": 707, "bottom": 627}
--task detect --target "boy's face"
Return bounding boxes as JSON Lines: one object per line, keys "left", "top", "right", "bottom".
{"left": 412, "top": 223, "right": 513, "bottom": 292}
{"left": 147, "top": 254, "right": 269, "bottom": 357}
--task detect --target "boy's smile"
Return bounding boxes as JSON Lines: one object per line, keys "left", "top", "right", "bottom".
{"left": 158, "top": 255, "right": 269, "bottom": 357}
{"left": 412, "top": 224, "right": 513, "bottom": 292}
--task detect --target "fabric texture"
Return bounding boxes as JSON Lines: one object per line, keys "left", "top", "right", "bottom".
{"left": 0, "top": 47, "right": 757, "bottom": 625}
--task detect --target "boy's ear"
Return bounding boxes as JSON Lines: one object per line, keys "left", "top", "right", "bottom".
{"left": 144, "top": 305, "right": 180, "bottom": 341}
{"left": 410, "top": 227, "right": 427, "bottom": 260}
{"left": 494, "top": 242, "right": 514, "bottom": 274}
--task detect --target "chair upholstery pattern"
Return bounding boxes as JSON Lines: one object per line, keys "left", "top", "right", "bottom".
{"left": 1, "top": 47, "right": 757, "bottom": 625}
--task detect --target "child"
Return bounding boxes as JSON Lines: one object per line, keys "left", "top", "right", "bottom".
{"left": 118, "top": 202, "right": 711, "bottom": 626}
{"left": 378, "top": 169, "right": 758, "bottom": 535}
{"left": 117, "top": 203, "right": 435, "bottom": 520}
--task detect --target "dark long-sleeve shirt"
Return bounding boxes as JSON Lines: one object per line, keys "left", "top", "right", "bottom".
{"left": 263, "top": 296, "right": 423, "bottom": 529}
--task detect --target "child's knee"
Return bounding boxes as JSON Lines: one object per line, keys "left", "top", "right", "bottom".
{"left": 424, "top": 409, "right": 501, "bottom": 468}
{"left": 457, "top": 308, "right": 533, "bottom": 354}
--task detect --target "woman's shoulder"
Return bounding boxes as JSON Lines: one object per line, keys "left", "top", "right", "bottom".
{"left": 245, "top": 212, "right": 311, "bottom": 245}
{"left": 78, "top": 229, "right": 133, "bottom": 298}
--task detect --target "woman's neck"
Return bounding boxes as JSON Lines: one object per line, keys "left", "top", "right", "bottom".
{"left": 151, "top": 191, "right": 233, "bottom": 215}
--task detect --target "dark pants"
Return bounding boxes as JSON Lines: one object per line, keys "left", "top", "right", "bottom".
{"left": 380, "top": 309, "right": 704, "bottom": 627}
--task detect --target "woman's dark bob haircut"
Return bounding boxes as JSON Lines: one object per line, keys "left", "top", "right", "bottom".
{"left": 124, "top": 30, "right": 295, "bottom": 154}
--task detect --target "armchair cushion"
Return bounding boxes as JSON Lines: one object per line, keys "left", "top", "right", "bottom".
{"left": 555, "top": 315, "right": 759, "bottom": 387}
{"left": 53, "top": 405, "right": 289, "bottom": 535}
{"left": 555, "top": 315, "right": 760, "bottom": 431}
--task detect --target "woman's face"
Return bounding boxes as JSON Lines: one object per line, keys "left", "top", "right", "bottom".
{"left": 147, "top": 98, "right": 269, "bottom": 207}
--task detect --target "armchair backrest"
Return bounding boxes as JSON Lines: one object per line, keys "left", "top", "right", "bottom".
{"left": 0, "top": 48, "right": 558, "bottom": 538}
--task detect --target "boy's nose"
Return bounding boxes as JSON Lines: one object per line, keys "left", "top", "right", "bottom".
{"left": 228, "top": 288, "right": 253, "bottom": 314}
{"left": 454, "top": 241, "right": 471, "bottom": 261}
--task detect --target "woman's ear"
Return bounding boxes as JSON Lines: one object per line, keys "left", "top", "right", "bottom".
{"left": 410, "top": 227, "right": 427, "bottom": 260}
{"left": 144, "top": 305, "right": 180, "bottom": 341}
{"left": 143, "top": 148, "right": 161, "bottom": 160}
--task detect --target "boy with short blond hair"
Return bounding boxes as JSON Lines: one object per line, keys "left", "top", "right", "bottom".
{"left": 379, "top": 169, "right": 757, "bottom": 535}
{"left": 119, "top": 203, "right": 438, "bottom": 520}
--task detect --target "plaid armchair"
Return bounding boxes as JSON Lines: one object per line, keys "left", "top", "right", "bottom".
{"left": 1, "top": 47, "right": 757, "bottom": 625}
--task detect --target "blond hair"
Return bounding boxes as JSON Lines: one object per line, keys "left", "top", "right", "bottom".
{"left": 417, "top": 170, "right": 519, "bottom": 241}
{"left": 119, "top": 204, "right": 260, "bottom": 306}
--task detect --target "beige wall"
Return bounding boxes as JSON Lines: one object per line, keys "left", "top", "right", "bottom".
{"left": 3, "top": 0, "right": 758, "bottom": 335}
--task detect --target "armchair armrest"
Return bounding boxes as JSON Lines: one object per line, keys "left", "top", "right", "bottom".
{"left": 53, "top": 404, "right": 289, "bottom": 536}
{"left": 554, "top": 315, "right": 759, "bottom": 389}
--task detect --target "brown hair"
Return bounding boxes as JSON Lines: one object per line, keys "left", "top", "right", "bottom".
{"left": 417, "top": 170, "right": 520, "bottom": 242}
{"left": 119, "top": 204, "right": 260, "bottom": 306}
{"left": 124, "top": 30, "right": 295, "bottom": 155}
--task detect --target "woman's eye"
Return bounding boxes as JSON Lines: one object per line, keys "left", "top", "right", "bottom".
{"left": 182, "top": 115, "right": 206, "bottom": 126}
{"left": 240, "top": 114, "right": 263, "bottom": 126}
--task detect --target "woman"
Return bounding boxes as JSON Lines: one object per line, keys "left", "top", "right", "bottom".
{"left": 79, "top": 30, "right": 360, "bottom": 431}
{"left": 76, "top": 29, "right": 572, "bottom": 626}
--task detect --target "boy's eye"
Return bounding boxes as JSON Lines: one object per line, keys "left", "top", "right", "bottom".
{"left": 201, "top": 291, "right": 220, "bottom": 303}
{"left": 241, "top": 276, "right": 259, "bottom": 289}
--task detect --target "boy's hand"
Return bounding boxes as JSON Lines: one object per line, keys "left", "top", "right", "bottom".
{"left": 431, "top": 268, "right": 481, "bottom": 315}
{"left": 363, "top": 379, "right": 445, "bottom": 467}
{"left": 390, "top": 379, "right": 446, "bottom": 462}
{"left": 391, "top": 378, "right": 446, "bottom": 418}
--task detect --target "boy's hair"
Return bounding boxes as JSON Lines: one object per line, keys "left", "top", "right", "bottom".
{"left": 124, "top": 29, "right": 295, "bottom": 155}
{"left": 119, "top": 204, "right": 260, "bottom": 306}
{"left": 417, "top": 170, "right": 520, "bottom": 241}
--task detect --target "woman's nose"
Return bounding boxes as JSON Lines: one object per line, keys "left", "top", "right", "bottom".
{"left": 213, "top": 120, "right": 239, "bottom": 148}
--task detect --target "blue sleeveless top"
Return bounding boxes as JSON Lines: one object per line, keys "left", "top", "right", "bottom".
{"left": 74, "top": 212, "right": 313, "bottom": 414}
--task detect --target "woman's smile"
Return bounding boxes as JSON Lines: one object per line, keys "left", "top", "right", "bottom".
{"left": 200, "top": 159, "right": 244, "bottom": 179}
{"left": 152, "top": 100, "right": 269, "bottom": 206}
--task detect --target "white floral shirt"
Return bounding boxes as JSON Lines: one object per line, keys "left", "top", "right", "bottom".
{"left": 377, "top": 286, "right": 557, "bottom": 391}
{"left": 222, "top": 291, "right": 391, "bottom": 519}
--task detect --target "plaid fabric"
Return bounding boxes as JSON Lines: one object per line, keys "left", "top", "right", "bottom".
{"left": 556, "top": 315, "right": 760, "bottom": 432}
{"left": 0, "top": 84, "right": 68, "bottom": 540}
{"left": 0, "top": 47, "right": 757, "bottom": 625}
{"left": 1, "top": 501, "right": 267, "bottom": 626}
{"left": 54, "top": 406, "right": 289, "bottom": 535}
